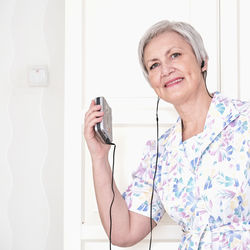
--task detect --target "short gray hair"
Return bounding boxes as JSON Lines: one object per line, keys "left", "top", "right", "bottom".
{"left": 138, "top": 20, "right": 208, "bottom": 81}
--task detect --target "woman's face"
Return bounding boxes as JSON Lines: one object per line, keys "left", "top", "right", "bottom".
{"left": 144, "top": 31, "right": 206, "bottom": 105}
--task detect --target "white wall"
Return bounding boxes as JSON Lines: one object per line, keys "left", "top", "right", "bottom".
{"left": 1, "top": 0, "right": 249, "bottom": 250}
{"left": 0, "top": 0, "right": 64, "bottom": 249}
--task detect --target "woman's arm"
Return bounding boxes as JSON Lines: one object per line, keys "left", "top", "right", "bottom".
{"left": 84, "top": 100, "right": 156, "bottom": 247}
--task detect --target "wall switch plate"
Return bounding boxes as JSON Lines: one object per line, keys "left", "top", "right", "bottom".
{"left": 28, "top": 65, "right": 49, "bottom": 87}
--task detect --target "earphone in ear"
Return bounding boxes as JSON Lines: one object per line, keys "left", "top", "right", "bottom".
{"left": 201, "top": 60, "right": 205, "bottom": 68}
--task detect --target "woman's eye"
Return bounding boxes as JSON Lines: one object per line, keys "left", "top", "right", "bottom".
{"left": 149, "top": 63, "right": 160, "bottom": 70}
{"left": 171, "top": 52, "right": 181, "bottom": 59}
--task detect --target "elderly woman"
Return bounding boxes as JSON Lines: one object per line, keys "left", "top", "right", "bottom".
{"left": 84, "top": 20, "right": 250, "bottom": 249}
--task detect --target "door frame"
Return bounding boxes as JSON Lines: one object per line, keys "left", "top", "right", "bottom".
{"left": 64, "top": 0, "right": 82, "bottom": 249}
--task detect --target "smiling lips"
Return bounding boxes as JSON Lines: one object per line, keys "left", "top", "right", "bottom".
{"left": 164, "top": 77, "right": 184, "bottom": 88}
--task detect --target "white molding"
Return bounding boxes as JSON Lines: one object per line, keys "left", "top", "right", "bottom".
{"left": 64, "top": 0, "right": 82, "bottom": 249}
{"left": 238, "top": 0, "right": 250, "bottom": 101}
{"left": 111, "top": 97, "right": 178, "bottom": 126}
{"left": 217, "top": 0, "right": 222, "bottom": 92}
{"left": 82, "top": 97, "right": 179, "bottom": 126}
{"left": 220, "top": 0, "right": 239, "bottom": 99}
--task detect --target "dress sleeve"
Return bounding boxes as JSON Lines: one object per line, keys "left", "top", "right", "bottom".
{"left": 122, "top": 140, "right": 165, "bottom": 223}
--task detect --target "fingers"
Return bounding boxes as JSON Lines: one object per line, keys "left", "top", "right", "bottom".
{"left": 85, "top": 100, "right": 99, "bottom": 117}
{"left": 84, "top": 100, "right": 104, "bottom": 139}
{"left": 85, "top": 101, "right": 103, "bottom": 123}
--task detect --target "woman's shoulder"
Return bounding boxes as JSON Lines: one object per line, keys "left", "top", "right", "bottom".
{"left": 215, "top": 92, "right": 250, "bottom": 119}
{"left": 159, "top": 126, "right": 174, "bottom": 142}
{"left": 158, "top": 124, "right": 178, "bottom": 150}
{"left": 231, "top": 97, "right": 250, "bottom": 119}
{"left": 143, "top": 124, "right": 175, "bottom": 153}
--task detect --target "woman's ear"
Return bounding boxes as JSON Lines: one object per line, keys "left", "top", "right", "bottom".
{"left": 201, "top": 59, "right": 208, "bottom": 72}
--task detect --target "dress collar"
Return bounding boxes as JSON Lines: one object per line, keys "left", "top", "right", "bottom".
{"left": 161, "top": 92, "right": 240, "bottom": 156}
{"left": 198, "top": 91, "right": 240, "bottom": 155}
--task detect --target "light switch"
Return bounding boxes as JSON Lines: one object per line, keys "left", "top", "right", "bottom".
{"left": 28, "top": 65, "right": 49, "bottom": 86}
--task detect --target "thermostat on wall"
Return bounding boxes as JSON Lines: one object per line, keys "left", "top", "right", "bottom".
{"left": 28, "top": 65, "right": 49, "bottom": 87}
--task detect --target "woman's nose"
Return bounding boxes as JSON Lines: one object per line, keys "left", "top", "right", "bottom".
{"left": 160, "top": 63, "right": 173, "bottom": 77}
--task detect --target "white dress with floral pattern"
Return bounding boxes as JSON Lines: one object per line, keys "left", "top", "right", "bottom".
{"left": 123, "top": 92, "right": 250, "bottom": 249}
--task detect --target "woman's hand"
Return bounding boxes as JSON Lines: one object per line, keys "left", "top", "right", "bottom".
{"left": 84, "top": 100, "right": 111, "bottom": 160}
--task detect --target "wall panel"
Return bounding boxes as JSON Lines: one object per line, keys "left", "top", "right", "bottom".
{"left": 0, "top": 1, "right": 64, "bottom": 249}
{"left": 239, "top": 0, "right": 250, "bottom": 101}
{"left": 220, "top": 0, "right": 239, "bottom": 98}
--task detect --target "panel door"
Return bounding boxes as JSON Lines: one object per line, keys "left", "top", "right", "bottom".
{"left": 82, "top": 0, "right": 220, "bottom": 249}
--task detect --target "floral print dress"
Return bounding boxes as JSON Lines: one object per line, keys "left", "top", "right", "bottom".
{"left": 122, "top": 92, "right": 250, "bottom": 249}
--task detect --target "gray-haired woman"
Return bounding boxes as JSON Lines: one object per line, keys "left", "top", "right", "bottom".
{"left": 84, "top": 20, "right": 250, "bottom": 249}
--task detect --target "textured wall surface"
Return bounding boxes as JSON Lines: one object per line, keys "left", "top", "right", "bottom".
{"left": 0, "top": 0, "right": 64, "bottom": 249}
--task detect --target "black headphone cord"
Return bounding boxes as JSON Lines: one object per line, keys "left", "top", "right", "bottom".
{"left": 107, "top": 142, "right": 116, "bottom": 250}
{"left": 107, "top": 97, "right": 159, "bottom": 250}
{"left": 149, "top": 97, "right": 160, "bottom": 250}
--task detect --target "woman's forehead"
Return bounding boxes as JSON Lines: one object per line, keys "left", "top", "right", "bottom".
{"left": 144, "top": 31, "right": 193, "bottom": 58}
{"left": 148, "top": 31, "right": 189, "bottom": 48}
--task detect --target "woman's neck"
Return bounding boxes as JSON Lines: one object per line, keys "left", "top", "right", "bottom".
{"left": 175, "top": 91, "right": 212, "bottom": 141}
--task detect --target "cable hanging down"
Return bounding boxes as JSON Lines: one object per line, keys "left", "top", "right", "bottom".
{"left": 107, "top": 142, "right": 116, "bottom": 250}
{"left": 108, "top": 97, "right": 159, "bottom": 250}
{"left": 149, "top": 97, "right": 160, "bottom": 250}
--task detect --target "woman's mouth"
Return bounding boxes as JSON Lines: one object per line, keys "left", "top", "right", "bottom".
{"left": 164, "top": 77, "right": 184, "bottom": 88}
